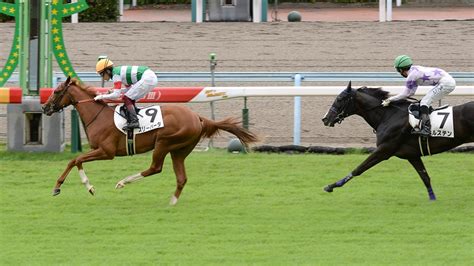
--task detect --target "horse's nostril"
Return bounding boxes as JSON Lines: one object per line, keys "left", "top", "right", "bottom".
{"left": 322, "top": 117, "right": 329, "bottom": 125}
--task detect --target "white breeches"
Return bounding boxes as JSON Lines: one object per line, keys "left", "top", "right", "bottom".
{"left": 124, "top": 69, "right": 158, "bottom": 100}
{"left": 420, "top": 76, "right": 456, "bottom": 106}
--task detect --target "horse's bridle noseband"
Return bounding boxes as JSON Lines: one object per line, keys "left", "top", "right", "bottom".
{"left": 48, "top": 83, "right": 73, "bottom": 113}
{"left": 330, "top": 92, "right": 355, "bottom": 124}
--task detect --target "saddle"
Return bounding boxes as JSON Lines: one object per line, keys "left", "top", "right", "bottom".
{"left": 408, "top": 103, "right": 449, "bottom": 120}
{"left": 114, "top": 105, "right": 165, "bottom": 155}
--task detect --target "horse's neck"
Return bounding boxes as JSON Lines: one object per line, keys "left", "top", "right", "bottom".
{"left": 70, "top": 87, "right": 114, "bottom": 129}
{"left": 355, "top": 93, "right": 386, "bottom": 130}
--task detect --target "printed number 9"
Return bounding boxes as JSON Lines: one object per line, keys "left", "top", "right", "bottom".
{"left": 145, "top": 108, "right": 158, "bottom": 123}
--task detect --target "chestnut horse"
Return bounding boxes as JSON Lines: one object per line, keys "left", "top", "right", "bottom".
{"left": 42, "top": 77, "right": 258, "bottom": 205}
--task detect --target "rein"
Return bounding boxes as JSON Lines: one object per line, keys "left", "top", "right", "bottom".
{"left": 75, "top": 99, "right": 96, "bottom": 105}
{"left": 50, "top": 83, "right": 109, "bottom": 129}
{"left": 71, "top": 99, "right": 109, "bottom": 129}
{"left": 83, "top": 104, "right": 107, "bottom": 129}
{"left": 359, "top": 90, "right": 409, "bottom": 113}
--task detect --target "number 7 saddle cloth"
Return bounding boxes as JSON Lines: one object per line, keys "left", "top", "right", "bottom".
{"left": 408, "top": 103, "right": 454, "bottom": 138}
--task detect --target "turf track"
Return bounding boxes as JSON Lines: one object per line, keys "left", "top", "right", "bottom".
{"left": 1, "top": 148, "right": 473, "bottom": 264}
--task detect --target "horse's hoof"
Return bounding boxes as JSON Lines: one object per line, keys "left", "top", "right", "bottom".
{"left": 52, "top": 188, "right": 61, "bottom": 196}
{"left": 115, "top": 181, "right": 125, "bottom": 189}
{"left": 88, "top": 186, "right": 95, "bottom": 196}
{"left": 324, "top": 185, "right": 333, "bottom": 193}
{"left": 169, "top": 195, "right": 178, "bottom": 206}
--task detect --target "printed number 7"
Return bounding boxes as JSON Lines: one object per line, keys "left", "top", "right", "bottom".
{"left": 145, "top": 109, "right": 158, "bottom": 123}
{"left": 438, "top": 112, "right": 450, "bottom": 128}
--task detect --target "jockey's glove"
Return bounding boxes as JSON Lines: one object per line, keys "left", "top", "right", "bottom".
{"left": 381, "top": 99, "right": 391, "bottom": 107}
{"left": 94, "top": 95, "right": 104, "bottom": 101}
{"left": 94, "top": 90, "right": 121, "bottom": 101}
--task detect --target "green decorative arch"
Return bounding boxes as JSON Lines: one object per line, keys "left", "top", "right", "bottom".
{"left": 50, "top": 0, "right": 88, "bottom": 79}
{"left": 0, "top": 1, "right": 20, "bottom": 86}
{"left": 0, "top": 0, "right": 88, "bottom": 87}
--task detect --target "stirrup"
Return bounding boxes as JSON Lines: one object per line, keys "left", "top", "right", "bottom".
{"left": 123, "top": 121, "right": 139, "bottom": 131}
{"left": 419, "top": 128, "right": 431, "bottom": 137}
{"left": 411, "top": 127, "right": 421, "bottom": 134}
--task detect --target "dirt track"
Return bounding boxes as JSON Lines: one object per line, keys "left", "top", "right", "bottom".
{"left": 1, "top": 21, "right": 473, "bottom": 147}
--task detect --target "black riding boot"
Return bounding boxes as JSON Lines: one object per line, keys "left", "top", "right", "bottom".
{"left": 123, "top": 97, "right": 139, "bottom": 131}
{"left": 418, "top": 105, "right": 431, "bottom": 137}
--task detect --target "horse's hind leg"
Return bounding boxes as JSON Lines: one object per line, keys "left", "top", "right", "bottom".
{"left": 169, "top": 143, "right": 197, "bottom": 206}
{"left": 408, "top": 157, "right": 436, "bottom": 200}
{"left": 115, "top": 144, "right": 168, "bottom": 189}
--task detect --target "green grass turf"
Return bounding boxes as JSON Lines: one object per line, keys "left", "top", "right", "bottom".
{"left": 1, "top": 146, "right": 473, "bottom": 265}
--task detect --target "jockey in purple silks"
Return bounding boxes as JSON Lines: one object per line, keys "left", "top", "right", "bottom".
{"left": 382, "top": 55, "right": 456, "bottom": 137}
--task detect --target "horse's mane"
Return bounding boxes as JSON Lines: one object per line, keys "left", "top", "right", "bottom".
{"left": 70, "top": 78, "right": 98, "bottom": 98}
{"left": 357, "top": 86, "right": 413, "bottom": 105}
{"left": 357, "top": 87, "right": 390, "bottom": 100}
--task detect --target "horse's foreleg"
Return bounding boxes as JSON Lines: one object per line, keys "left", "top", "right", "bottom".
{"left": 77, "top": 167, "right": 95, "bottom": 195}
{"left": 73, "top": 148, "right": 114, "bottom": 195}
{"left": 53, "top": 159, "right": 77, "bottom": 196}
{"left": 324, "top": 145, "right": 394, "bottom": 193}
{"left": 408, "top": 157, "right": 436, "bottom": 200}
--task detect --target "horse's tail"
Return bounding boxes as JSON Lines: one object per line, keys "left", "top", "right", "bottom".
{"left": 199, "top": 116, "right": 259, "bottom": 146}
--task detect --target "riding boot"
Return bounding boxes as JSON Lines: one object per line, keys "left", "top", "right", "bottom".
{"left": 123, "top": 96, "right": 139, "bottom": 131}
{"left": 418, "top": 105, "right": 431, "bottom": 137}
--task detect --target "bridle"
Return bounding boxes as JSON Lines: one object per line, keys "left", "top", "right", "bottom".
{"left": 329, "top": 90, "right": 356, "bottom": 124}
{"left": 47, "top": 82, "right": 106, "bottom": 129}
{"left": 48, "top": 83, "right": 73, "bottom": 113}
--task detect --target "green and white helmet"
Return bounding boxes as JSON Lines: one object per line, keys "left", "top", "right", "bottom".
{"left": 394, "top": 55, "right": 413, "bottom": 69}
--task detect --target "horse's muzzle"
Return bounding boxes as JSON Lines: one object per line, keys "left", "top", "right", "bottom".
{"left": 322, "top": 116, "right": 335, "bottom": 127}
{"left": 42, "top": 105, "right": 54, "bottom": 116}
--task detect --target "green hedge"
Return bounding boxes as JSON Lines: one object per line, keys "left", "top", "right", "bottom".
{"left": 0, "top": 0, "right": 386, "bottom": 23}
{"left": 78, "top": 0, "right": 119, "bottom": 22}
{"left": 130, "top": 0, "right": 379, "bottom": 4}
{"left": 0, "top": 0, "right": 14, "bottom": 22}
{"left": 0, "top": 0, "right": 118, "bottom": 22}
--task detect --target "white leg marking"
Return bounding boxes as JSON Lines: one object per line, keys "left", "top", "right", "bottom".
{"left": 79, "top": 169, "right": 94, "bottom": 191}
{"left": 115, "top": 173, "right": 144, "bottom": 189}
{"left": 170, "top": 195, "right": 178, "bottom": 206}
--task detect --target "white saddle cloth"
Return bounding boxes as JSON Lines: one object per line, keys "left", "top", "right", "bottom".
{"left": 114, "top": 105, "right": 164, "bottom": 134}
{"left": 408, "top": 106, "right": 454, "bottom": 138}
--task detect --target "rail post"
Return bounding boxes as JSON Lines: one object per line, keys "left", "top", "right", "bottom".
{"left": 209, "top": 53, "right": 217, "bottom": 148}
{"left": 242, "top": 97, "right": 249, "bottom": 130}
{"left": 71, "top": 108, "right": 82, "bottom": 153}
{"left": 293, "top": 74, "right": 303, "bottom": 145}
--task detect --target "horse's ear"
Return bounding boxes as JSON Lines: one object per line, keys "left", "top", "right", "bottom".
{"left": 346, "top": 81, "right": 352, "bottom": 90}
{"left": 65, "top": 76, "right": 71, "bottom": 86}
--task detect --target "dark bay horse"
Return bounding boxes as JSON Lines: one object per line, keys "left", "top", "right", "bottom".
{"left": 322, "top": 81, "right": 474, "bottom": 200}
{"left": 42, "top": 77, "right": 258, "bottom": 205}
